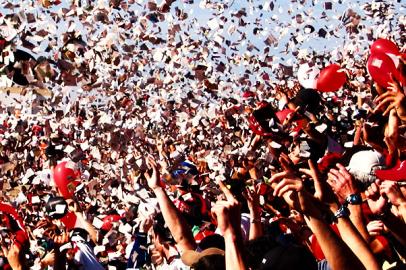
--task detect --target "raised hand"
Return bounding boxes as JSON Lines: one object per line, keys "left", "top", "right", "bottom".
{"left": 244, "top": 184, "right": 263, "bottom": 240}
{"left": 327, "top": 164, "right": 358, "bottom": 203}
{"left": 138, "top": 216, "right": 153, "bottom": 234}
{"left": 365, "top": 181, "right": 388, "bottom": 215}
{"left": 2, "top": 243, "right": 23, "bottom": 270}
{"left": 244, "top": 184, "right": 261, "bottom": 217}
{"left": 379, "top": 180, "right": 405, "bottom": 207}
{"left": 213, "top": 181, "right": 242, "bottom": 237}
{"left": 213, "top": 181, "right": 246, "bottom": 270}
{"left": 366, "top": 220, "right": 385, "bottom": 236}
{"left": 299, "top": 159, "right": 336, "bottom": 205}
{"left": 269, "top": 154, "right": 296, "bottom": 184}
{"left": 49, "top": 229, "right": 70, "bottom": 246}
{"left": 144, "top": 156, "right": 163, "bottom": 191}
{"left": 268, "top": 154, "right": 326, "bottom": 218}
{"left": 40, "top": 250, "right": 56, "bottom": 268}
{"left": 374, "top": 79, "right": 406, "bottom": 119}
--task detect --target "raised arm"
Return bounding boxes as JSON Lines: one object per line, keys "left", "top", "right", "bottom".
{"left": 271, "top": 173, "right": 364, "bottom": 270}
{"left": 144, "top": 156, "right": 197, "bottom": 253}
{"left": 213, "top": 181, "right": 247, "bottom": 270}
{"left": 244, "top": 185, "right": 263, "bottom": 240}
{"left": 327, "top": 164, "right": 371, "bottom": 242}
{"left": 326, "top": 164, "right": 380, "bottom": 270}
{"left": 271, "top": 157, "right": 369, "bottom": 270}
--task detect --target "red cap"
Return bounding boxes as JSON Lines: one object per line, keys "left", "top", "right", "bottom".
{"left": 375, "top": 160, "right": 406, "bottom": 181}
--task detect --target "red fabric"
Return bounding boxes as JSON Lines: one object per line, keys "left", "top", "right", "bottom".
{"left": 194, "top": 229, "right": 214, "bottom": 243}
{"left": 192, "top": 192, "right": 208, "bottom": 217}
{"left": 60, "top": 211, "right": 77, "bottom": 230}
{"left": 242, "top": 91, "right": 255, "bottom": 98}
{"left": 375, "top": 160, "right": 406, "bottom": 181}
{"left": 173, "top": 199, "right": 193, "bottom": 215}
{"left": 275, "top": 109, "right": 294, "bottom": 123}
{"left": 317, "top": 152, "right": 342, "bottom": 174}
{"left": 383, "top": 149, "right": 393, "bottom": 167}
{"left": 310, "top": 224, "right": 340, "bottom": 261}
{"left": 374, "top": 235, "right": 392, "bottom": 258}
{"left": 32, "top": 125, "right": 42, "bottom": 135}
{"left": 0, "top": 203, "right": 26, "bottom": 233}
{"left": 0, "top": 202, "right": 28, "bottom": 247}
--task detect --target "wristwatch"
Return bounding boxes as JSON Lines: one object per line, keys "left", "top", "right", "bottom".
{"left": 334, "top": 205, "right": 350, "bottom": 220}
{"left": 345, "top": 194, "right": 362, "bottom": 205}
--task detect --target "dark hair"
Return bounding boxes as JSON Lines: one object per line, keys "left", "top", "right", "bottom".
{"left": 192, "top": 254, "right": 225, "bottom": 270}
{"left": 245, "top": 236, "right": 278, "bottom": 269}
{"left": 259, "top": 244, "right": 317, "bottom": 270}
{"left": 199, "top": 234, "right": 225, "bottom": 251}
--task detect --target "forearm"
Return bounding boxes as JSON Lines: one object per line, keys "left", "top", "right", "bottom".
{"left": 11, "top": 266, "right": 23, "bottom": 270}
{"left": 332, "top": 206, "right": 380, "bottom": 270}
{"left": 223, "top": 232, "right": 246, "bottom": 270}
{"left": 76, "top": 213, "right": 97, "bottom": 243}
{"left": 353, "top": 123, "right": 363, "bottom": 145}
{"left": 395, "top": 103, "right": 406, "bottom": 122}
{"left": 347, "top": 205, "right": 371, "bottom": 243}
{"left": 248, "top": 216, "right": 263, "bottom": 241}
{"left": 305, "top": 215, "right": 364, "bottom": 270}
{"left": 153, "top": 187, "right": 196, "bottom": 251}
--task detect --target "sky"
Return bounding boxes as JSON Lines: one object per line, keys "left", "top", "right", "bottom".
{"left": 0, "top": 0, "right": 405, "bottom": 109}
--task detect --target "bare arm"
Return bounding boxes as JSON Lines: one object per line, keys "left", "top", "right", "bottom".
{"left": 327, "top": 164, "right": 380, "bottom": 270}
{"left": 223, "top": 231, "right": 246, "bottom": 270}
{"left": 330, "top": 204, "right": 380, "bottom": 270}
{"left": 305, "top": 213, "right": 365, "bottom": 270}
{"left": 245, "top": 185, "right": 263, "bottom": 241}
{"left": 274, "top": 177, "right": 365, "bottom": 270}
{"left": 145, "top": 157, "right": 197, "bottom": 253}
{"left": 75, "top": 213, "right": 98, "bottom": 244}
{"left": 214, "top": 181, "right": 247, "bottom": 270}
{"left": 271, "top": 158, "right": 369, "bottom": 270}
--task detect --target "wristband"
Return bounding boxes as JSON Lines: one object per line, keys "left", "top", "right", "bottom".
{"left": 345, "top": 194, "right": 362, "bottom": 205}
{"left": 334, "top": 205, "right": 350, "bottom": 221}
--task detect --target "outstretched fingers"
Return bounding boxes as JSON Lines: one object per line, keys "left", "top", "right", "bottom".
{"left": 374, "top": 96, "right": 396, "bottom": 113}
{"left": 273, "top": 178, "right": 302, "bottom": 197}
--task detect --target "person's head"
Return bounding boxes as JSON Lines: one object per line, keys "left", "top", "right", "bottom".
{"left": 181, "top": 248, "right": 225, "bottom": 270}
{"left": 245, "top": 236, "right": 279, "bottom": 269}
{"left": 346, "top": 149, "right": 386, "bottom": 186}
{"left": 259, "top": 244, "right": 317, "bottom": 270}
{"left": 191, "top": 254, "right": 225, "bottom": 270}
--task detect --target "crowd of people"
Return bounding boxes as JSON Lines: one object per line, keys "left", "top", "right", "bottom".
{"left": 0, "top": 0, "right": 406, "bottom": 269}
